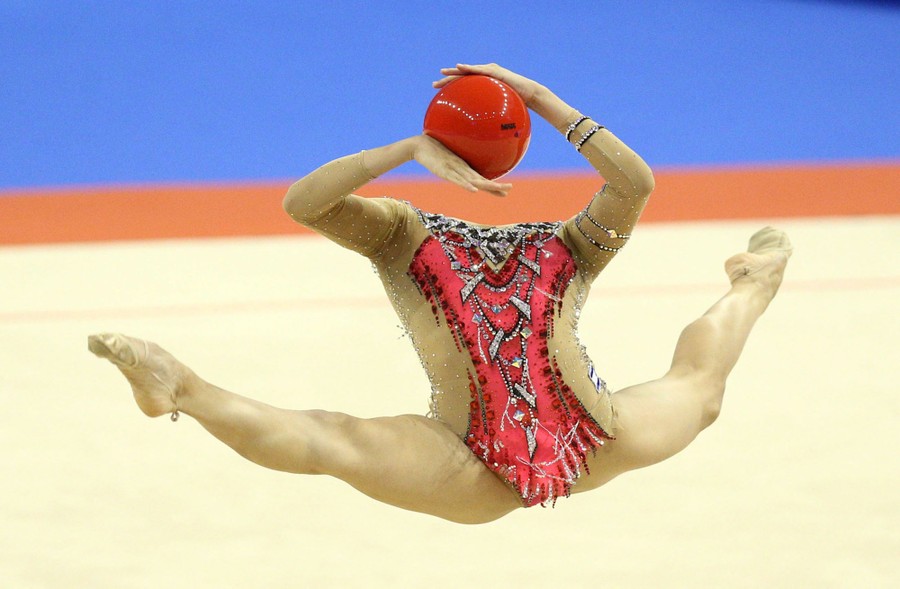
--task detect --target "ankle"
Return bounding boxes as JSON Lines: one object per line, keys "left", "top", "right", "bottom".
{"left": 172, "top": 370, "right": 204, "bottom": 415}
{"left": 729, "top": 276, "right": 778, "bottom": 311}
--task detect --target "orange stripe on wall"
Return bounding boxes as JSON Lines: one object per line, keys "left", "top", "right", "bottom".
{"left": 1, "top": 162, "right": 897, "bottom": 245}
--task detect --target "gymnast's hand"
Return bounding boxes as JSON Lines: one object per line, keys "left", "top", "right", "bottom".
{"left": 433, "top": 63, "right": 542, "bottom": 108}
{"left": 411, "top": 134, "right": 512, "bottom": 197}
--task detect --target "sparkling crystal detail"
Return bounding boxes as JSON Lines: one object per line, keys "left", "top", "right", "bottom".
{"left": 525, "top": 426, "right": 537, "bottom": 458}
{"left": 460, "top": 272, "right": 485, "bottom": 302}
{"left": 488, "top": 329, "right": 505, "bottom": 359}
{"left": 509, "top": 296, "right": 531, "bottom": 320}
{"left": 514, "top": 382, "right": 536, "bottom": 406}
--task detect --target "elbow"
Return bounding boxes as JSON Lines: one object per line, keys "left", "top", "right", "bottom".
{"left": 283, "top": 179, "right": 313, "bottom": 225}
{"left": 639, "top": 168, "right": 655, "bottom": 198}
{"left": 617, "top": 168, "right": 654, "bottom": 201}
{"left": 283, "top": 176, "right": 345, "bottom": 227}
{"left": 627, "top": 164, "right": 655, "bottom": 200}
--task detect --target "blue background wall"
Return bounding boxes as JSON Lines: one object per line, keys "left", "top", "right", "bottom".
{"left": 1, "top": 0, "right": 897, "bottom": 190}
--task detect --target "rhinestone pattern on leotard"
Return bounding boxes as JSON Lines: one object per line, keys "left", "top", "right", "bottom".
{"left": 408, "top": 209, "right": 612, "bottom": 507}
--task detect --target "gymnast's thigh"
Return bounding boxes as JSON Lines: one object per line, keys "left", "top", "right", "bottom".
{"left": 576, "top": 376, "right": 708, "bottom": 493}
{"left": 329, "top": 414, "right": 522, "bottom": 523}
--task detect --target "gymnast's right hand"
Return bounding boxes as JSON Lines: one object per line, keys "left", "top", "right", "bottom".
{"left": 411, "top": 134, "right": 512, "bottom": 197}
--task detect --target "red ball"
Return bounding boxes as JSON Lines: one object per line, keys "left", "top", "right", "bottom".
{"left": 423, "top": 75, "right": 531, "bottom": 180}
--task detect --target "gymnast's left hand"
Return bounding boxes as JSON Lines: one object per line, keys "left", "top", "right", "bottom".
{"left": 433, "top": 63, "right": 541, "bottom": 108}
{"left": 411, "top": 134, "right": 512, "bottom": 197}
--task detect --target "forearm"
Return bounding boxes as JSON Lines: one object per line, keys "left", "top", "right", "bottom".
{"left": 569, "top": 120, "right": 655, "bottom": 200}
{"left": 525, "top": 84, "right": 580, "bottom": 130}
{"left": 528, "top": 85, "right": 654, "bottom": 199}
{"left": 283, "top": 137, "right": 417, "bottom": 224}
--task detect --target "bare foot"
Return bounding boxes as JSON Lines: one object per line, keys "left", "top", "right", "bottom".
{"left": 88, "top": 333, "right": 189, "bottom": 419}
{"left": 724, "top": 226, "right": 793, "bottom": 295}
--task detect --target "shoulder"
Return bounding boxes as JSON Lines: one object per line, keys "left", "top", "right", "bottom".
{"left": 366, "top": 198, "right": 432, "bottom": 261}
{"left": 556, "top": 221, "right": 610, "bottom": 280}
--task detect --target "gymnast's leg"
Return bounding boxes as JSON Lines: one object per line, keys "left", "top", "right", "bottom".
{"left": 580, "top": 227, "right": 793, "bottom": 487}
{"left": 88, "top": 334, "right": 521, "bottom": 524}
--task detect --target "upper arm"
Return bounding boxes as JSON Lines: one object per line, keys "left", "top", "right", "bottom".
{"left": 562, "top": 184, "right": 642, "bottom": 277}
{"left": 282, "top": 152, "right": 405, "bottom": 257}
{"left": 296, "top": 194, "right": 405, "bottom": 259}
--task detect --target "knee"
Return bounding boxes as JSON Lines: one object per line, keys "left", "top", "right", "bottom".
{"left": 666, "top": 369, "right": 725, "bottom": 431}
{"left": 698, "top": 373, "right": 726, "bottom": 429}
{"left": 700, "top": 395, "right": 723, "bottom": 430}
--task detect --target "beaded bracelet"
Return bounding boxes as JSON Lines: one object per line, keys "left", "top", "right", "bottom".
{"left": 574, "top": 215, "right": 623, "bottom": 253}
{"left": 564, "top": 115, "right": 589, "bottom": 142}
{"left": 574, "top": 124, "right": 604, "bottom": 152}
{"left": 582, "top": 207, "right": 631, "bottom": 240}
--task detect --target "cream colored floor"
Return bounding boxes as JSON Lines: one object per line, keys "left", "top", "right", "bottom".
{"left": 1, "top": 216, "right": 898, "bottom": 588}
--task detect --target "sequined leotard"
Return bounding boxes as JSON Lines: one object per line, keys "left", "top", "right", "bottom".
{"left": 286, "top": 118, "right": 654, "bottom": 506}
{"left": 407, "top": 208, "right": 614, "bottom": 506}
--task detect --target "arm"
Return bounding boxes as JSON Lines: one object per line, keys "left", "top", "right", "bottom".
{"left": 560, "top": 115, "right": 655, "bottom": 275}
{"left": 284, "top": 135, "right": 513, "bottom": 257}
{"left": 282, "top": 140, "right": 411, "bottom": 258}
{"left": 436, "top": 64, "right": 655, "bottom": 273}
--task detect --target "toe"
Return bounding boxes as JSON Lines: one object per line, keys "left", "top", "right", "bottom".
{"left": 88, "top": 333, "right": 139, "bottom": 367}
{"left": 748, "top": 227, "right": 793, "bottom": 257}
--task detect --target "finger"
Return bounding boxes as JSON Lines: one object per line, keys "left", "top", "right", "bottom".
{"left": 483, "top": 184, "right": 512, "bottom": 198}
{"left": 432, "top": 74, "right": 461, "bottom": 88}
{"left": 435, "top": 63, "right": 501, "bottom": 86}
{"left": 451, "top": 168, "right": 506, "bottom": 196}
{"left": 442, "top": 167, "right": 479, "bottom": 193}
{"left": 447, "top": 166, "right": 509, "bottom": 197}
{"left": 478, "top": 179, "right": 513, "bottom": 192}
{"left": 468, "top": 176, "right": 513, "bottom": 197}
{"left": 479, "top": 185, "right": 509, "bottom": 198}
{"left": 455, "top": 63, "right": 499, "bottom": 75}
{"left": 445, "top": 156, "right": 511, "bottom": 191}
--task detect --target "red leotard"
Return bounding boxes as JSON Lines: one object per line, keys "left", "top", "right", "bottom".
{"left": 408, "top": 209, "right": 612, "bottom": 505}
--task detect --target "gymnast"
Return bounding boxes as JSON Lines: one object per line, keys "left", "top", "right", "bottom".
{"left": 89, "top": 63, "right": 792, "bottom": 524}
